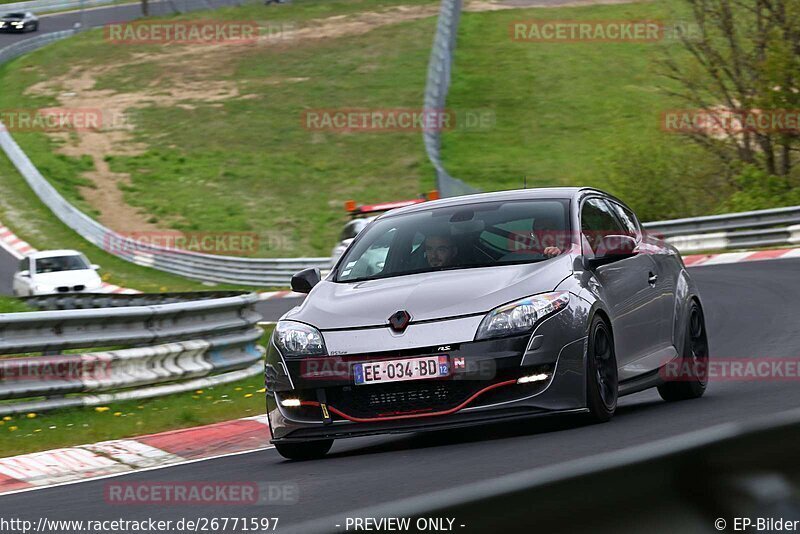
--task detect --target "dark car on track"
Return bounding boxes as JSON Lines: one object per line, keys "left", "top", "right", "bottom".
{"left": 0, "top": 12, "right": 39, "bottom": 32}
{"left": 265, "top": 187, "right": 710, "bottom": 460}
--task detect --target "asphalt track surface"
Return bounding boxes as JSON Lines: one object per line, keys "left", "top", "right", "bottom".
{"left": 0, "top": 246, "right": 16, "bottom": 295}
{"left": 0, "top": 0, "right": 244, "bottom": 48}
{"left": 0, "top": 258, "right": 798, "bottom": 532}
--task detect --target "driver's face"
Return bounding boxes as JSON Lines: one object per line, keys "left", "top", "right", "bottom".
{"left": 425, "top": 236, "right": 457, "bottom": 268}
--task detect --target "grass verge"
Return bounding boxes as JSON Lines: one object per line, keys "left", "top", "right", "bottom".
{"left": 0, "top": 295, "right": 30, "bottom": 312}
{"left": 442, "top": 0, "right": 728, "bottom": 222}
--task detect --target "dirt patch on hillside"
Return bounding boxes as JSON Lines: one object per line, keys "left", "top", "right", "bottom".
{"left": 23, "top": 4, "right": 446, "bottom": 232}
{"left": 23, "top": 0, "right": 632, "bottom": 232}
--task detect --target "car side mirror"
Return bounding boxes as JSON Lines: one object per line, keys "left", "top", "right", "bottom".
{"left": 585, "top": 235, "right": 637, "bottom": 268}
{"left": 18, "top": 270, "right": 30, "bottom": 277}
{"left": 91, "top": 264, "right": 100, "bottom": 270}
{"left": 291, "top": 267, "right": 321, "bottom": 294}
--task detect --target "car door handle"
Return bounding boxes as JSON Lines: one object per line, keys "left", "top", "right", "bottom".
{"left": 648, "top": 272, "right": 658, "bottom": 286}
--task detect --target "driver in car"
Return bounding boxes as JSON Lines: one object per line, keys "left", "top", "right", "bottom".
{"left": 424, "top": 234, "right": 458, "bottom": 268}
{"left": 533, "top": 215, "right": 564, "bottom": 257}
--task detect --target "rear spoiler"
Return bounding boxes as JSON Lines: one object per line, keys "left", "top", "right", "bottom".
{"left": 344, "top": 191, "right": 439, "bottom": 216}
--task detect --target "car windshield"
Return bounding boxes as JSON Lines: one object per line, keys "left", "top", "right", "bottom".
{"left": 34, "top": 255, "right": 90, "bottom": 274}
{"left": 5, "top": 13, "right": 25, "bottom": 17}
{"left": 335, "top": 199, "right": 571, "bottom": 283}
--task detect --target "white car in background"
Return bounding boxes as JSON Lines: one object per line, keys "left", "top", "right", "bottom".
{"left": 12, "top": 250, "right": 103, "bottom": 296}
{"left": 0, "top": 11, "right": 39, "bottom": 33}
{"left": 330, "top": 217, "right": 374, "bottom": 268}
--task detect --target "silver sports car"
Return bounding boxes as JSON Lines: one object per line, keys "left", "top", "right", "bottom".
{"left": 265, "top": 187, "right": 709, "bottom": 460}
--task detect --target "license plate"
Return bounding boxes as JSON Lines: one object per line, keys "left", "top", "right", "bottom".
{"left": 353, "top": 355, "right": 449, "bottom": 385}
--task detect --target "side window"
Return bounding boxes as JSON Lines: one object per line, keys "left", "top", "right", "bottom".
{"left": 18, "top": 258, "right": 28, "bottom": 272}
{"left": 580, "top": 198, "right": 625, "bottom": 254}
{"left": 608, "top": 202, "right": 639, "bottom": 239}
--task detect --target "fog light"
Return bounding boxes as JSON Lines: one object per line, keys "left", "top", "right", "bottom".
{"left": 517, "top": 373, "right": 549, "bottom": 384}
{"left": 280, "top": 398, "right": 301, "bottom": 407}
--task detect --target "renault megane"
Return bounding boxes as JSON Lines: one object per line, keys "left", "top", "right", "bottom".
{"left": 265, "top": 188, "right": 709, "bottom": 460}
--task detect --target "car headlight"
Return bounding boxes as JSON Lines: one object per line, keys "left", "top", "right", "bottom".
{"left": 475, "top": 291, "right": 570, "bottom": 341}
{"left": 274, "top": 320, "right": 326, "bottom": 357}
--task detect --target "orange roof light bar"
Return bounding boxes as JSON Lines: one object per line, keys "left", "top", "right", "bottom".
{"left": 345, "top": 190, "right": 441, "bottom": 216}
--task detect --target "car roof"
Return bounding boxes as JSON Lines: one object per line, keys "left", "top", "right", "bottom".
{"left": 376, "top": 187, "right": 620, "bottom": 219}
{"left": 27, "top": 250, "right": 85, "bottom": 259}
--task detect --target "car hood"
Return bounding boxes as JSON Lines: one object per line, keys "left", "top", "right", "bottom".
{"left": 32, "top": 270, "right": 101, "bottom": 287}
{"left": 284, "top": 254, "right": 574, "bottom": 330}
{"left": 1, "top": 17, "right": 24, "bottom": 21}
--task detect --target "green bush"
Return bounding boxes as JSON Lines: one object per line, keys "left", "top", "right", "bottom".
{"left": 720, "top": 166, "right": 800, "bottom": 213}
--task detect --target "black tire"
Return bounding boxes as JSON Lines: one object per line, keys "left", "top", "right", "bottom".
{"left": 31, "top": 22, "right": 38, "bottom": 32}
{"left": 586, "top": 315, "right": 618, "bottom": 422}
{"left": 274, "top": 439, "right": 333, "bottom": 461}
{"left": 658, "top": 301, "right": 708, "bottom": 401}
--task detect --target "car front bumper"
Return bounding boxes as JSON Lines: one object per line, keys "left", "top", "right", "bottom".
{"left": 265, "top": 301, "right": 591, "bottom": 443}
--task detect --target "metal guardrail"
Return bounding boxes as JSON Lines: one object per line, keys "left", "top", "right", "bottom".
{"left": 0, "top": 291, "right": 264, "bottom": 415}
{"left": 643, "top": 205, "right": 800, "bottom": 237}
{"left": 0, "top": 29, "right": 75, "bottom": 65}
{"left": 21, "top": 290, "right": 250, "bottom": 310}
{"left": 0, "top": 31, "right": 328, "bottom": 287}
{"left": 644, "top": 207, "right": 800, "bottom": 253}
{"left": 293, "top": 407, "right": 800, "bottom": 534}
{"left": 0, "top": 292, "right": 260, "bottom": 354}
{"left": 423, "top": 0, "right": 478, "bottom": 198}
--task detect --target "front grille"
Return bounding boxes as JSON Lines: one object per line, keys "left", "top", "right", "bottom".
{"left": 57, "top": 286, "right": 70, "bottom": 293}
{"left": 326, "top": 379, "right": 482, "bottom": 419}
{"left": 73, "top": 285, "right": 85, "bottom": 291}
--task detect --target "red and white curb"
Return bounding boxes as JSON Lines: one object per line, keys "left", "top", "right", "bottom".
{"left": 0, "top": 223, "right": 35, "bottom": 258}
{"left": 683, "top": 247, "right": 800, "bottom": 267}
{"left": 0, "top": 415, "right": 272, "bottom": 495}
{"left": 0, "top": 219, "right": 139, "bottom": 295}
